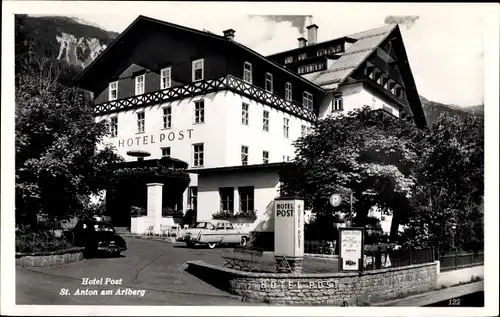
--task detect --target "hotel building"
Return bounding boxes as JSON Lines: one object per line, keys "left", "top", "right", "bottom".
{"left": 75, "top": 15, "right": 427, "bottom": 240}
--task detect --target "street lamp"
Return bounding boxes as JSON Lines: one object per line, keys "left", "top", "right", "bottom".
{"left": 451, "top": 223, "right": 457, "bottom": 250}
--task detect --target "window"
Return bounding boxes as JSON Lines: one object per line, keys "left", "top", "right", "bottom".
{"left": 188, "top": 186, "right": 198, "bottom": 211}
{"left": 242, "top": 103, "right": 249, "bottom": 125}
{"left": 263, "top": 110, "right": 269, "bottom": 132}
{"left": 110, "top": 117, "right": 118, "bottom": 137}
{"left": 192, "top": 58, "right": 204, "bottom": 82}
{"left": 284, "top": 56, "right": 293, "bottom": 64}
{"left": 219, "top": 187, "right": 234, "bottom": 212}
{"left": 192, "top": 143, "right": 204, "bottom": 167}
{"left": 161, "top": 147, "right": 171, "bottom": 157}
{"left": 285, "top": 82, "right": 292, "bottom": 101}
{"left": 298, "top": 53, "right": 307, "bottom": 60}
{"left": 265, "top": 73, "right": 273, "bottom": 92}
{"left": 109, "top": 81, "right": 118, "bottom": 101}
{"left": 333, "top": 98, "right": 343, "bottom": 111}
{"left": 241, "top": 146, "right": 249, "bottom": 165}
{"left": 243, "top": 62, "right": 252, "bottom": 83}
{"left": 283, "top": 118, "right": 289, "bottom": 139}
{"left": 239, "top": 187, "right": 254, "bottom": 213}
{"left": 303, "top": 92, "right": 313, "bottom": 111}
{"left": 263, "top": 151, "right": 269, "bottom": 164}
{"left": 194, "top": 100, "right": 205, "bottom": 123}
{"left": 135, "top": 74, "right": 145, "bottom": 95}
{"left": 137, "top": 111, "right": 145, "bottom": 133}
{"left": 162, "top": 106, "right": 172, "bottom": 129}
{"left": 283, "top": 155, "right": 290, "bottom": 162}
{"left": 301, "top": 125, "right": 307, "bottom": 137}
{"left": 160, "top": 67, "right": 171, "bottom": 89}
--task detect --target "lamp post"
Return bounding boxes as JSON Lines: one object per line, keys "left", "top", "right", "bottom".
{"left": 451, "top": 223, "right": 457, "bottom": 250}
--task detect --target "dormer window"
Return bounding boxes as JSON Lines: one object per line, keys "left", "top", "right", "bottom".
{"left": 192, "top": 58, "right": 204, "bottom": 82}
{"left": 265, "top": 73, "right": 273, "bottom": 92}
{"left": 135, "top": 74, "right": 145, "bottom": 95}
{"left": 298, "top": 53, "right": 307, "bottom": 61}
{"left": 284, "top": 56, "right": 294, "bottom": 64}
{"left": 243, "top": 62, "right": 252, "bottom": 84}
{"left": 109, "top": 81, "right": 118, "bottom": 101}
{"left": 303, "top": 92, "right": 313, "bottom": 111}
{"left": 332, "top": 97, "right": 343, "bottom": 111}
{"left": 160, "top": 67, "right": 171, "bottom": 89}
{"left": 285, "top": 82, "right": 292, "bottom": 101}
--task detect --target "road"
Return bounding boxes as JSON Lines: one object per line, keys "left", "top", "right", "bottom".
{"left": 16, "top": 237, "right": 261, "bottom": 305}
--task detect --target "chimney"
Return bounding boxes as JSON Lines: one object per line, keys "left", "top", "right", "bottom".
{"left": 223, "top": 29, "right": 235, "bottom": 40}
{"left": 298, "top": 37, "right": 308, "bottom": 48}
{"left": 306, "top": 24, "right": 319, "bottom": 45}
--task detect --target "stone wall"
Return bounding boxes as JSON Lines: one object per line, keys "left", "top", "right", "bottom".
{"left": 16, "top": 248, "right": 84, "bottom": 267}
{"left": 187, "top": 260, "right": 438, "bottom": 305}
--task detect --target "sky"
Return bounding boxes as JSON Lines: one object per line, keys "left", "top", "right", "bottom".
{"left": 33, "top": 3, "right": 486, "bottom": 106}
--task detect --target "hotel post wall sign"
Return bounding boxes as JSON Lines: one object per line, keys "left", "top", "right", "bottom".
{"left": 274, "top": 198, "right": 305, "bottom": 258}
{"left": 116, "top": 129, "right": 194, "bottom": 148}
{"left": 338, "top": 227, "right": 365, "bottom": 272}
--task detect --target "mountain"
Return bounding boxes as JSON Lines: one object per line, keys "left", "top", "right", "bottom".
{"left": 16, "top": 15, "right": 483, "bottom": 125}
{"left": 17, "top": 15, "right": 119, "bottom": 69}
{"left": 419, "top": 96, "right": 484, "bottom": 125}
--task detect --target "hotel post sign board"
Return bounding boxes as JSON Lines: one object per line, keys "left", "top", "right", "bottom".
{"left": 274, "top": 198, "right": 304, "bottom": 258}
{"left": 338, "top": 227, "right": 365, "bottom": 272}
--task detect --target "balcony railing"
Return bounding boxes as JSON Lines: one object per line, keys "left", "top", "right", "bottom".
{"left": 93, "top": 75, "right": 318, "bottom": 122}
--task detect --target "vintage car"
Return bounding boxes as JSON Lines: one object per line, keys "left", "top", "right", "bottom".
{"left": 66, "top": 220, "right": 127, "bottom": 257}
{"left": 176, "top": 220, "right": 249, "bottom": 249}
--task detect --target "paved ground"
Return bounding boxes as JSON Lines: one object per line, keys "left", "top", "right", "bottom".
{"left": 16, "top": 237, "right": 265, "bottom": 305}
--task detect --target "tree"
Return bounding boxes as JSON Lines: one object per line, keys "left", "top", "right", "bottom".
{"left": 280, "top": 107, "right": 427, "bottom": 241}
{"left": 15, "top": 59, "right": 123, "bottom": 229}
{"left": 405, "top": 113, "right": 484, "bottom": 253}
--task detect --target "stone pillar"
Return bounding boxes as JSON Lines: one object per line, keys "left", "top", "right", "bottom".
{"left": 147, "top": 183, "right": 163, "bottom": 220}
{"left": 233, "top": 187, "right": 240, "bottom": 213}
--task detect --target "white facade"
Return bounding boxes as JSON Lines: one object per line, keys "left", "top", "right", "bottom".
{"left": 96, "top": 90, "right": 312, "bottom": 223}
{"left": 318, "top": 82, "right": 401, "bottom": 119}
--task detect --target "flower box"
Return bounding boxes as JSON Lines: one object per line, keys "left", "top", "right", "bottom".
{"left": 212, "top": 210, "right": 257, "bottom": 220}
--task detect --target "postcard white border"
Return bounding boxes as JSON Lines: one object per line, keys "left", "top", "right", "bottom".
{"left": 2, "top": 2, "right": 498, "bottom": 316}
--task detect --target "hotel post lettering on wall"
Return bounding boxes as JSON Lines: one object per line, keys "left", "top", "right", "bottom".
{"left": 274, "top": 196, "right": 305, "bottom": 273}
{"left": 338, "top": 227, "right": 365, "bottom": 272}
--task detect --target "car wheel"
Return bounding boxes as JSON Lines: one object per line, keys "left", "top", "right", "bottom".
{"left": 207, "top": 242, "right": 217, "bottom": 249}
{"left": 240, "top": 236, "right": 248, "bottom": 247}
{"left": 186, "top": 241, "right": 195, "bottom": 248}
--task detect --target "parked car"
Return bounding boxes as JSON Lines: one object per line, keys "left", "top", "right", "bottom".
{"left": 93, "top": 215, "right": 112, "bottom": 223}
{"left": 176, "top": 219, "right": 249, "bottom": 249}
{"left": 66, "top": 219, "right": 127, "bottom": 257}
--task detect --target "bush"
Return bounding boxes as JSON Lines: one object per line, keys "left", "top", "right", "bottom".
{"left": 130, "top": 206, "right": 146, "bottom": 217}
{"left": 162, "top": 207, "right": 183, "bottom": 218}
{"left": 16, "top": 230, "right": 73, "bottom": 253}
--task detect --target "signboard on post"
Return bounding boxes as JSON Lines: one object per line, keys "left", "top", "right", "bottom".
{"left": 329, "top": 194, "right": 341, "bottom": 207}
{"left": 274, "top": 197, "right": 304, "bottom": 258}
{"left": 338, "top": 227, "right": 365, "bottom": 272}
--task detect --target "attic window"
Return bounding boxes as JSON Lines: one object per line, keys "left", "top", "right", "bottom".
{"left": 135, "top": 74, "right": 145, "bottom": 95}
{"left": 192, "top": 58, "right": 204, "bottom": 82}
{"left": 284, "top": 56, "right": 294, "bottom": 64}
{"left": 303, "top": 91, "right": 313, "bottom": 111}
{"left": 265, "top": 73, "right": 273, "bottom": 92}
{"left": 298, "top": 53, "right": 307, "bottom": 61}
{"left": 109, "top": 81, "right": 118, "bottom": 101}
{"left": 160, "top": 67, "right": 171, "bottom": 89}
{"left": 243, "top": 62, "right": 253, "bottom": 84}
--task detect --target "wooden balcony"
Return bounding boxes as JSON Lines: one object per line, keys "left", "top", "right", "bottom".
{"left": 93, "top": 75, "right": 318, "bottom": 122}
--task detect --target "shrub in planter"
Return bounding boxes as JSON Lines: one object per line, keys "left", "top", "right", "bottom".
{"left": 212, "top": 209, "right": 257, "bottom": 219}
{"left": 16, "top": 230, "right": 73, "bottom": 253}
{"left": 130, "top": 206, "right": 146, "bottom": 217}
{"left": 162, "top": 207, "right": 184, "bottom": 218}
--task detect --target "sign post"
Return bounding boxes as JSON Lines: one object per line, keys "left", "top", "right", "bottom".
{"left": 338, "top": 227, "right": 365, "bottom": 272}
{"left": 274, "top": 196, "right": 305, "bottom": 273}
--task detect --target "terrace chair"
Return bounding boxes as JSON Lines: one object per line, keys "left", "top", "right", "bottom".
{"left": 146, "top": 225, "right": 154, "bottom": 236}
{"left": 159, "top": 225, "right": 168, "bottom": 237}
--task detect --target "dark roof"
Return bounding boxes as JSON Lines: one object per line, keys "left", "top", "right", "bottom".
{"left": 187, "top": 162, "right": 291, "bottom": 175}
{"left": 74, "top": 15, "right": 324, "bottom": 93}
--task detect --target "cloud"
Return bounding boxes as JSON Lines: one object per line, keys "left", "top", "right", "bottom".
{"left": 384, "top": 15, "right": 420, "bottom": 29}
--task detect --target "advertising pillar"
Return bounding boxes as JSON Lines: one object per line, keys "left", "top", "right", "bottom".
{"left": 274, "top": 196, "right": 304, "bottom": 273}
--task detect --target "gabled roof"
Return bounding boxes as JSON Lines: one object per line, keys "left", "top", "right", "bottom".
{"left": 74, "top": 15, "right": 324, "bottom": 93}
{"left": 300, "top": 24, "right": 397, "bottom": 90}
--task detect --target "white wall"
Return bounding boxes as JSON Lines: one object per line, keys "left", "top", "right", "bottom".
{"left": 96, "top": 90, "right": 310, "bottom": 212}
{"left": 223, "top": 91, "right": 313, "bottom": 165}
{"left": 197, "top": 169, "right": 281, "bottom": 233}
{"left": 318, "top": 82, "right": 401, "bottom": 119}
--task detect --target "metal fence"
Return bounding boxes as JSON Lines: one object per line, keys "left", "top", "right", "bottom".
{"left": 363, "top": 247, "right": 435, "bottom": 271}
{"left": 439, "top": 251, "right": 484, "bottom": 272}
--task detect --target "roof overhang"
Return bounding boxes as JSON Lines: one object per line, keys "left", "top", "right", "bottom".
{"left": 187, "top": 162, "right": 292, "bottom": 175}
